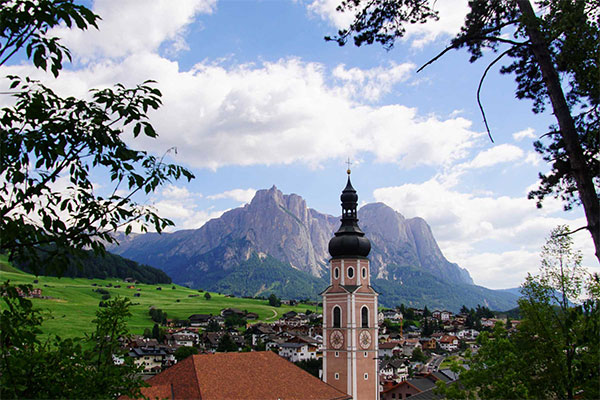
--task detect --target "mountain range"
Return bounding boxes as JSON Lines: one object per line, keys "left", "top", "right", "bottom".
{"left": 109, "top": 186, "right": 518, "bottom": 311}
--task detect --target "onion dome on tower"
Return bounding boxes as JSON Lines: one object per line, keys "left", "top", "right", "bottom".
{"left": 328, "top": 169, "right": 371, "bottom": 259}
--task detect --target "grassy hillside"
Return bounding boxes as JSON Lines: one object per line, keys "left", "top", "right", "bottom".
{"left": 198, "top": 254, "right": 327, "bottom": 300}
{"left": 0, "top": 257, "right": 318, "bottom": 339}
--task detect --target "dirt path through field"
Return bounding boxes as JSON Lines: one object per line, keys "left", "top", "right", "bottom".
{"left": 266, "top": 309, "right": 278, "bottom": 320}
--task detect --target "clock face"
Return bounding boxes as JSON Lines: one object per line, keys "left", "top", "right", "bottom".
{"left": 330, "top": 330, "right": 344, "bottom": 349}
{"left": 359, "top": 330, "right": 372, "bottom": 349}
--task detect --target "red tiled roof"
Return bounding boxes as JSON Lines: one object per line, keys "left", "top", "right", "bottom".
{"left": 439, "top": 335, "right": 458, "bottom": 343}
{"left": 136, "top": 351, "right": 351, "bottom": 400}
{"left": 379, "top": 341, "right": 402, "bottom": 349}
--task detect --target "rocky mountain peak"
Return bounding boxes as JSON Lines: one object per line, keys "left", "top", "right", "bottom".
{"left": 111, "top": 187, "right": 474, "bottom": 287}
{"left": 249, "top": 185, "right": 284, "bottom": 208}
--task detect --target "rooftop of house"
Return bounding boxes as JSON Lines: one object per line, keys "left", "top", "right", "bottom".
{"left": 440, "top": 335, "right": 458, "bottom": 342}
{"left": 128, "top": 347, "right": 167, "bottom": 357}
{"left": 189, "top": 314, "right": 212, "bottom": 320}
{"left": 126, "top": 351, "right": 351, "bottom": 400}
{"left": 279, "top": 342, "right": 306, "bottom": 349}
{"left": 409, "top": 378, "right": 437, "bottom": 392}
{"left": 379, "top": 341, "right": 402, "bottom": 349}
{"left": 380, "top": 359, "right": 407, "bottom": 370}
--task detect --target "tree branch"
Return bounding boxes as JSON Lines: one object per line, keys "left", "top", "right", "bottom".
{"left": 540, "top": 130, "right": 561, "bottom": 139}
{"left": 417, "top": 44, "right": 457, "bottom": 73}
{"left": 555, "top": 225, "right": 589, "bottom": 236}
{"left": 477, "top": 48, "right": 513, "bottom": 142}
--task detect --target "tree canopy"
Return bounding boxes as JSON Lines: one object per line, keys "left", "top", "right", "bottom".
{"left": 436, "top": 226, "right": 599, "bottom": 399}
{"left": 327, "top": 0, "right": 599, "bottom": 261}
{"left": 0, "top": 0, "right": 194, "bottom": 274}
{"left": 0, "top": 282, "right": 145, "bottom": 398}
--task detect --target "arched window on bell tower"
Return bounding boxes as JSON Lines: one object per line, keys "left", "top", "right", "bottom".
{"left": 333, "top": 306, "right": 341, "bottom": 328}
{"left": 361, "top": 306, "right": 369, "bottom": 328}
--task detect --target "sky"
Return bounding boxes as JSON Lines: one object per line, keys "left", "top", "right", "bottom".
{"left": 2, "top": 0, "right": 597, "bottom": 289}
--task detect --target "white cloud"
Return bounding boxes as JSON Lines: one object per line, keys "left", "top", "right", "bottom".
{"left": 306, "top": 0, "right": 468, "bottom": 48}
{"left": 523, "top": 151, "right": 542, "bottom": 167}
{"left": 153, "top": 201, "right": 225, "bottom": 230}
{"left": 373, "top": 177, "right": 596, "bottom": 288}
{"left": 512, "top": 127, "right": 536, "bottom": 141}
{"left": 207, "top": 188, "right": 257, "bottom": 203}
{"left": 332, "top": 62, "right": 416, "bottom": 101}
{"left": 454, "top": 249, "right": 540, "bottom": 289}
{"left": 463, "top": 144, "right": 524, "bottom": 169}
{"left": 151, "top": 185, "right": 224, "bottom": 230}
{"left": 52, "top": 0, "right": 216, "bottom": 61}
{"left": 306, "top": 0, "right": 357, "bottom": 30}
{"left": 2, "top": 54, "right": 481, "bottom": 170}
{"left": 161, "top": 184, "right": 202, "bottom": 200}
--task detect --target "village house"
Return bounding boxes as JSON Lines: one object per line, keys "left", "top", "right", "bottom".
{"left": 130, "top": 336, "right": 159, "bottom": 348}
{"left": 278, "top": 342, "right": 317, "bottom": 362}
{"left": 379, "top": 341, "right": 403, "bottom": 359}
{"left": 402, "top": 338, "right": 422, "bottom": 357}
{"left": 404, "top": 325, "right": 421, "bottom": 337}
{"left": 286, "top": 333, "right": 322, "bottom": 355}
{"left": 457, "top": 328, "right": 480, "bottom": 340}
{"left": 14, "top": 287, "right": 43, "bottom": 298}
{"left": 379, "top": 359, "right": 409, "bottom": 382}
{"left": 246, "top": 323, "right": 276, "bottom": 346}
{"left": 170, "top": 332, "right": 197, "bottom": 347}
{"left": 381, "top": 377, "right": 435, "bottom": 400}
{"left": 277, "top": 312, "right": 310, "bottom": 327}
{"left": 432, "top": 310, "right": 453, "bottom": 321}
{"left": 229, "top": 331, "right": 246, "bottom": 349}
{"left": 264, "top": 334, "right": 287, "bottom": 352}
{"left": 439, "top": 335, "right": 460, "bottom": 352}
{"left": 381, "top": 372, "right": 455, "bottom": 400}
{"left": 245, "top": 312, "right": 259, "bottom": 320}
{"left": 387, "top": 332, "right": 403, "bottom": 342}
{"left": 127, "top": 347, "right": 167, "bottom": 374}
{"left": 481, "top": 317, "right": 500, "bottom": 328}
{"left": 419, "top": 337, "right": 437, "bottom": 350}
{"left": 202, "top": 331, "right": 225, "bottom": 350}
{"left": 188, "top": 314, "right": 212, "bottom": 327}
{"left": 220, "top": 308, "right": 245, "bottom": 318}
{"left": 380, "top": 309, "right": 403, "bottom": 323}
{"left": 411, "top": 308, "right": 424, "bottom": 317}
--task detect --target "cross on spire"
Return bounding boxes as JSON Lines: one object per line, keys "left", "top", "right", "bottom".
{"left": 346, "top": 157, "right": 352, "bottom": 175}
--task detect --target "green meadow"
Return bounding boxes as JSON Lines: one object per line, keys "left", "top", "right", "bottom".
{"left": 0, "top": 256, "right": 320, "bottom": 338}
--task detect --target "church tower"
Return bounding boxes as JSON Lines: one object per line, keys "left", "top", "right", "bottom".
{"left": 322, "top": 169, "right": 378, "bottom": 400}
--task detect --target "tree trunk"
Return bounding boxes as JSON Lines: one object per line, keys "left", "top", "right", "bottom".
{"left": 516, "top": 0, "right": 600, "bottom": 263}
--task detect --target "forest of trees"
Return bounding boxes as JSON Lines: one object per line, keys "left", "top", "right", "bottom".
{"left": 18, "top": 250, "right": 172, "bottom": 284}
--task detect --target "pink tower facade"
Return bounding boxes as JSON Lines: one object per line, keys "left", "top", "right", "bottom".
{"left": 322, "top": 172, "right": 378, "bottom": 400}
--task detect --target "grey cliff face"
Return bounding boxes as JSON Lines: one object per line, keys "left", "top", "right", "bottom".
{"left": 241, "top": 186, "right": 327, "bottom": 276}
{"left": 407, "top": 217, "right": 474, "bottom": 285}
{"left": 110, "top": 186, "right": 473, "bottom": 286}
